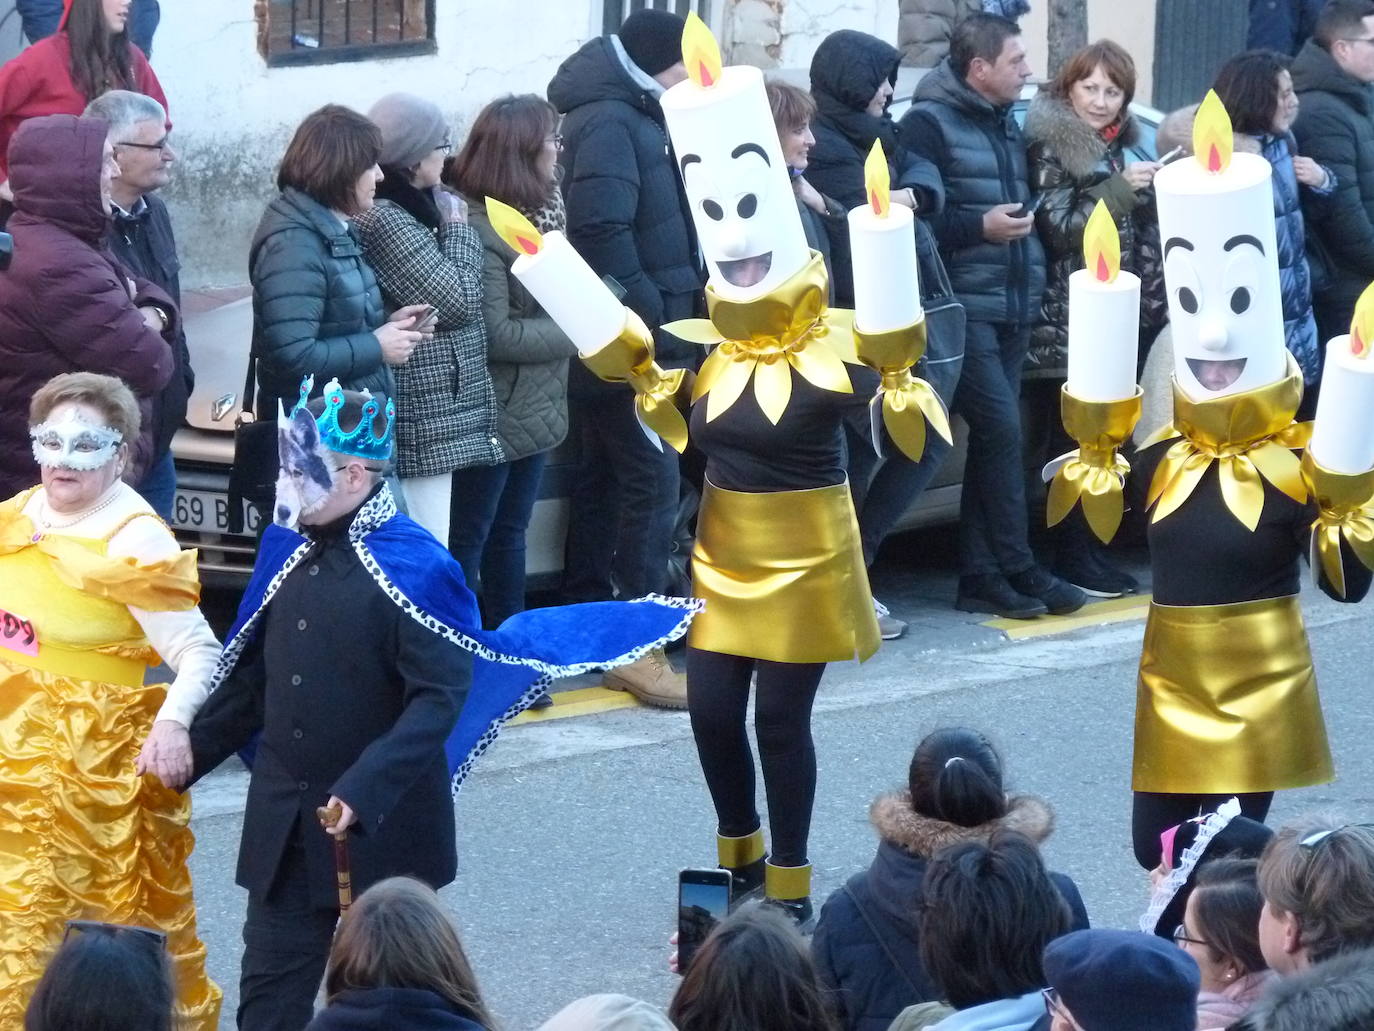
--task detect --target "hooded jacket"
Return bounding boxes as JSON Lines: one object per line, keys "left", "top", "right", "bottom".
{"left": 0, "top": 114, "right": 174, "bottom": 498}
{"left": 900, "top": 59, "right": 1046, "bottom": 324}
{"left": 248, "top": 187, "right": 390, "bottom": 421}
{"left": 810, "top": 792, "right": 1089, "bottom": 1031}
{"left": 1023, "top": 92, "right": 1165, "bottom": 379}
{"left": 1291, "top": 37, "right": 1374, "bottom": 321}
{"left": 304, "top": 988, "right": 489, "bottom": 1031}
{"left": 548, "top": 35, "right": 702, "bottom": 391}
{"left": 806, "top": 29, "right": 946, "bottom": 308}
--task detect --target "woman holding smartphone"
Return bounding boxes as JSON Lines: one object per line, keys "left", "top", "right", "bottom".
{"left": 354, "top": 93, "right": 497, "bottom": 544}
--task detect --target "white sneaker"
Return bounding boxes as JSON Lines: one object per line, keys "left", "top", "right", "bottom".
{"left": 873, "top": 598, "right": 908, "bottom": 641}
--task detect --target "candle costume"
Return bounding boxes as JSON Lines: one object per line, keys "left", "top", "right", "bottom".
{"left": 187, "top": 379, "right": 698, "bottom": 1026}
{"left": 1053, "top": 95, "right": 1374, "bottom": 867}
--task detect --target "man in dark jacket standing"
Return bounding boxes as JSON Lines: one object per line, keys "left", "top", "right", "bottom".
{"left": 85, "top": 90, "right": 191, "bottom": 522}
{"left": 899, "top": 14, "right": 1083, "bottom": 619}
{"left": 1292, "top": 0, "right": 1374, "bottom": 343}
{"left": 547, "top": 9, "right": 702, "bottom": 707}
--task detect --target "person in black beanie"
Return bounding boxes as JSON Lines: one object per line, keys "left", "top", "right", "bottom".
{"left": 547, "top": 9, "right": 704, "bottom": 708}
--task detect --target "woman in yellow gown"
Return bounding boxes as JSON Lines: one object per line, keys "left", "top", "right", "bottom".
{"left": 0, "top": 373, "right": 221, "bottom": 1029}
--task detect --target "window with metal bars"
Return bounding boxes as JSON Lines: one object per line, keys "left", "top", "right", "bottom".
{"left": 258, "top": 0, "right": 436, "bottom": 67}
{"left": 601, "top": 0, "right": 712, "bottom": 35}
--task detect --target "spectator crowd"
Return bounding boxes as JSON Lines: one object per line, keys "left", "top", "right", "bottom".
{"left": 6, "top": 0, "right": 1374, "bottom": 1028}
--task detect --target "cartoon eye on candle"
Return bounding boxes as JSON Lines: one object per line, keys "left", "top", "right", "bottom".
{"left": 661, "top": 13, "right": 810, "bottom": 300}
{"left": 1153, "top": 89, "right": 1287, "bottom": 399}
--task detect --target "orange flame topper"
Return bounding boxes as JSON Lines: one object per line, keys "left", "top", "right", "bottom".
{"left": 486, "top": 197, "right": 544, "bottom": 257}
{"left": 682, "top": 11, "right": 722, "bottom": 89}
{"left": 864, "top": 139, "right": 891, "bottom": 218}
{"left": 1082, "top": 200, "right": 1120, "bottom": 285}
{"left": 1350, "top": 282, "right": 1374, "bottom": 359}
{"left": 1192, "top": 90, "right": 1234, "bottom": 175}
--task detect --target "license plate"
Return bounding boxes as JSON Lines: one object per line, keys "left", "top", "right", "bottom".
{"left": 172, "top": 489, "right": 262, "bottom": 535}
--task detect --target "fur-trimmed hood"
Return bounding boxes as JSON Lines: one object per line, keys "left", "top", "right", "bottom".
{"left": 1024, "top": 92, "right": 1140, "bottom": 180}
{"left": 869, "top": 790, "right": 1055, "bottom": 856}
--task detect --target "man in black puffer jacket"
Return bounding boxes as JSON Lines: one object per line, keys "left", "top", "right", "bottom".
{"left": 899, "top": 14, "right": 1082, "bottom": 620}
{"left": 547, "top": 10, "right": 703, "bottom": 707}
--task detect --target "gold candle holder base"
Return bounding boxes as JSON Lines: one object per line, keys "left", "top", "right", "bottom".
{"left": 1301, "top": 451, "right": 1374, "bottom": 598}
{"left": 853, "top": 319, "right": 951, "bottom": 463}
{"left": 581, "top": 310, "right": 692, "bottom": 453}
{"left": 1046, "top": 385, "right": 1143, "bottom": 544}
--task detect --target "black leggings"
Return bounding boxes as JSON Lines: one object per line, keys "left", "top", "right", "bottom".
{"left": 1131, "top": 790, "right": 1274, "bottom": 869}
{"left": 686, "top": 647, "right": 826, "bottom": 870}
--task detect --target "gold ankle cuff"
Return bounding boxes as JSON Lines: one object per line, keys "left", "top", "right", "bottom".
{"left": 716, "top": 829, "right": 765, "bottom": 868}
{"left": 765, "top": 861, "right": 811, "bottom": 901}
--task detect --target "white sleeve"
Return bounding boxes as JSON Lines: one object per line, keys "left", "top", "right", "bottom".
{"left": 108, "top": 515, "right": 223, "bottom": 727}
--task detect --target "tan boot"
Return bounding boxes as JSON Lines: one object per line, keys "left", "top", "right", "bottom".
{"left": 603, "top": 648, "right": 688, "bottom": 709}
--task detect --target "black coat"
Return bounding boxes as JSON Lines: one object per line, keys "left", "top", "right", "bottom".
{"left": 188, "top": 495, "right": 473, "bottom": 909}
{"left": 1023, "top": 92, "right": 1165, "bottom": 379}
{"left": 899, "top": 59, "right": 1046, "bottom": 324}
{"left": 249, "top": 187, "right": 391, "bottom": 418}
{"left": 811, "top": 793, "right": 1089, "bottom": 1031}
{"left": 548, "top": 36, "right": 703, "bottom": 389}
{"left": 108, "top": 193, "right": 193, "bottom": 460}
{"left": 1291, "top": 37, "right": 1374, "bottom": 325}
{"left": 806, "top": 29, "right": 946, "bottom": 309}
{"left": 305, "top": 989, "right": 488, "bottom": 1031}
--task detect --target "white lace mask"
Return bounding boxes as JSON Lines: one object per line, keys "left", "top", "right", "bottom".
{"left": 30, "top": 415, "right": 123, "bottom": 471}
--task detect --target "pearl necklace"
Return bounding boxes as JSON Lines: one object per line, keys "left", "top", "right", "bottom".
{"left": 38, "top": 488, "right": 120, "bottom": 530}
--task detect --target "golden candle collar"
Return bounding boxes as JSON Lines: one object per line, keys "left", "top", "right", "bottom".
{"left": 664, "top": 252, "right": 856, "bottom": 426}
{"left": 581, "top": 309, "right": 693, "bottom": 453}
{"left": 1143, "top": 361, "right": 1309, "bottom": 531}
{"left": 1301, "top": 451, "right": 1374, "bottom": 599}
{"left": 853, "top": 319, "right": 952, "bottom": 463}
{"left": 1046, "top": 386, "right": 1143, "bottom": 544}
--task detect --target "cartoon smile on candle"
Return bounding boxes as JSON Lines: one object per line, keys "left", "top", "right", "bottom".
{"left": 1154, "top": 90, "right": 1287, "bottom": 399}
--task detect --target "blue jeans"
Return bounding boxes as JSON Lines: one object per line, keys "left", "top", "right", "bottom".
{"left": 561, "top": 392, "right": 678, "bottom": 601}
{"left": 136, "top": 450, "right": 176, "bottom": 522}
{"left": 952, "top": 321, "right": 1034, "bottom": 578}
{"left": 17, "top": 0, "right": 160, "bottom": 54}
{"left": 449, "top": 452, "right": 548, "bottom": 628}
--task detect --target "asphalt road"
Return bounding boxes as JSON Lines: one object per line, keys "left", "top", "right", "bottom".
{"left": 184, "top": 534, "right": 1374, "bottom": 1028}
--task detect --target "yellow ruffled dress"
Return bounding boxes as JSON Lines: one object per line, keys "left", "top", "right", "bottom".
{"left": 0, "top": 490, "right": 221, "bottom": 1030}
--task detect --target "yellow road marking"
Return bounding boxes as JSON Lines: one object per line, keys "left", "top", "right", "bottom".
{"left": 984, "top": 593, "right": 1152, "bottom": 640}
{"left": 509, "top": 685, "right": 641, "bottom": 725}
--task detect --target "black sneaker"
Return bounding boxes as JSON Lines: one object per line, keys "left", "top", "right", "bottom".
{"left": 955, "top": 574, "right": 1049, "bottom": 619}
{"left": 1007, "top": 566, "right": 1087, "bottom": 616}
{"left": 1054, "top": 549, "right": 1127, "bottom": 599}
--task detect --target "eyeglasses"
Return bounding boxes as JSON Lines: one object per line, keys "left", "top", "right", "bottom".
{"left": 1172, "top": 923, "right": 1211, "bottom": 948}
{"left": 435, "top": 140, "right": 452, "bottom": 154}
{"left": 64, "top": 920, "right": 168, "bottom": 950}
{"left": 546, "top": 133, "right": 564, "bottom": 149}
{"left": 328, "top": 463, "right": 384, "bottom": 474}
{"left": 1041, "top": 988, "right": 1083, "bottom": 1029}
{"left": 1299, "top": 823, "right": 1374, "bottom": 854}
{"left": 1341, "top": 36, "right": 1374, "bottom": 45}
{"left": 115, "top": 136, "right": 172, "bottom": 153}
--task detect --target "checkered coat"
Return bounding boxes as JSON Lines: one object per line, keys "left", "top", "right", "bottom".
{"left": 355, "top": 200, "right": 503, "bottom": 478}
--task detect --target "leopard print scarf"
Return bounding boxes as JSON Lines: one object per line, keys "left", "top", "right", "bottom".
{"left": 518, "top": 186, "right": 566, "bottom": 237}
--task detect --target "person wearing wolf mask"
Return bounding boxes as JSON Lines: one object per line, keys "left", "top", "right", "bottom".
{"left": 1053, "top": 93, "right": 1374, "bottom": 869}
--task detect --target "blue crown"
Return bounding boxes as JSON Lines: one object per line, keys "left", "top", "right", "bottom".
{"left": 290, "top": 375, "right": 395, "bottom": 463}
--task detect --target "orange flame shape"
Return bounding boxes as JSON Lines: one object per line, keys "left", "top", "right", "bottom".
{"left": 864, "top": 139, "right": 891, "bottom": 218}
{"left": 682, "top": 11, "right": 722, "bottom": 89}
{"left": 1350, "top": 282, "right": 1374, "bottom": 359}
{"left": 485, "top": 196, "right": 543, "bottom": 257}
{"left": 1082, "top": 200, "right": 1120, "bottom": 285}
{"left": 1192, "top": 90, "right": 1234, "bottom": 175}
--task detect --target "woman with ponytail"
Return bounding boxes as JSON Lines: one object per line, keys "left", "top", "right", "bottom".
{"left": 810, "top": 728, "right": 1088, "bottom": 1031}
{"left": 0, "top": 0, "right": 168, "bottom": 186}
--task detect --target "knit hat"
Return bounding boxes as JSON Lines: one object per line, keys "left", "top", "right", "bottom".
{"left": 367, "top": 93, "right": 448, "bottom": 171}
{"left": 536, "top": 994, "right": 676, "bottom": 1031}
{"left": 1044, "top": 929, "right": 1201, "bottom": 1031}
{"left": 617, "top": 10, "right": 686, "bottom": 77}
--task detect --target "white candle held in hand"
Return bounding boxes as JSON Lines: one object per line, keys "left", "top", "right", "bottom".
{"left": 1311, "top": 283, "right": 1374, "bottom": 475}
{"left": 1066, "top": 200, "right": 1140, "bottom": 402}
{"left": 847, "top": 140, "right": 922, "bottom": 334}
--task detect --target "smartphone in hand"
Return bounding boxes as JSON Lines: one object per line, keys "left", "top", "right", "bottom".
{"left": 1012, "top": 194, "right": 1044, "bottom": 219}
{"left": 414, "top": 304, "right": 439, "bottom": 331}
{"left": 678, "top": 868, "right": 733, "bottom": 974}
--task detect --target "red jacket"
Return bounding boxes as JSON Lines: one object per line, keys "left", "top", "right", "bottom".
{"left": 0, "top": 32, "right": 168, "bottom": 179}
{"left": 0, "top": 114, "right": 175, "bottom": 498}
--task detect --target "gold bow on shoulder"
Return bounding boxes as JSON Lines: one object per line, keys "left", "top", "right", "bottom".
{"left": 664, "top": 252, "right": 855, "bottom": 425}
{"left": 1302, "top": 452, "right": 1374, "bottom": 598}
{"left": 1143, "top": 364, "right": 1309, "bottom": 531}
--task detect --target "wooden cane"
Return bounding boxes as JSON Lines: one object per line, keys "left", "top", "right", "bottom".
{"left": 316, "top": 803, "right": 353, "bottom": 912}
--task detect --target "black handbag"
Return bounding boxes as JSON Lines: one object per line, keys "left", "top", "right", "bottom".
{"left": 225, "top": 350, "right": 276, "bottom": 533}
{"left": 913, "top": 219, "right": 966, "bottom": 405}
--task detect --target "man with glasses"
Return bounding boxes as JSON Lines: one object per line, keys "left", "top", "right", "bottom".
{"left": 83, "top": 89, "right": 188, "bottom": 522}
{"left": 1036, "top": 929, "right": 1200, "bottom": 1031}
{"left": 1292, "top": 0, "right": 1374, "bottom": 343}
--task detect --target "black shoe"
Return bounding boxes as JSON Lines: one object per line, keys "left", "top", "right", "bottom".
{"left": 1007, "top": 566, "right": 1087, "bottom": 616}
{"left": 1054, "top": 549, "right": 1126, "bottom": 599}
{"left": 764, "top": 895, "right": 815, "bottom": 932}
{"left": 725, "top": 856, "right": 766, "bottom": 904}
{"left": 1088, "top": 547, "right": 1139, "bottom": 595}
{"left": 955, "top": 574, "right": 1048, "bottom": 620}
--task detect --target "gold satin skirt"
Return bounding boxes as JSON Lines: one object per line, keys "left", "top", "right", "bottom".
{"left": 1133, "top": 595, "right": 1332, "bottom": 793}
{"left": 690, "top": 479, "right": 880, "bottom": 664}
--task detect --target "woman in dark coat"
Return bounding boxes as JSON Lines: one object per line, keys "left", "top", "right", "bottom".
{"left": 1024, "top": 40, "right": 1166, "bottom": 598}
{"left": 810, "top": 728, "right": 1088, "bottom": 1031}
{"left": 1215, "top": 49, "right": 1334, "bottom": 416}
